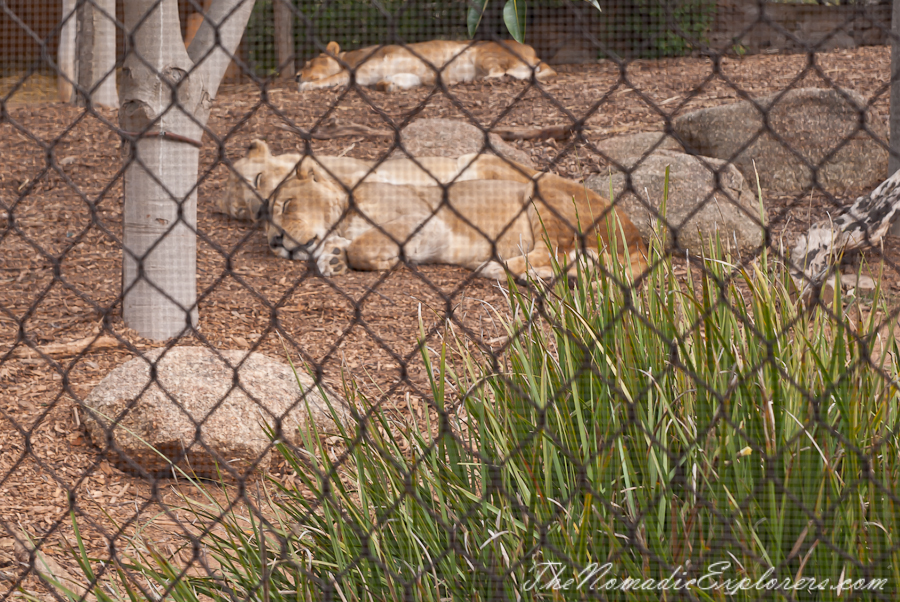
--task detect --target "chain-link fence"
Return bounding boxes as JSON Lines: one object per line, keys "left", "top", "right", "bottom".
{"left": 2, "top": 0, "right": 900, "bottom": 600}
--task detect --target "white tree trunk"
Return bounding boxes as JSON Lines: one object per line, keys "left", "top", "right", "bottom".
{"left": 121, "top": 0, "right": 254, "bottom": 340}
{"left": 58, "top": 0, "right": 77, "bottom": 102}
{"left": 74, "top": 0, "right": 119, "bottom": 108}
{"left": 274, "top": 0, "right": 295, "bottom": 79}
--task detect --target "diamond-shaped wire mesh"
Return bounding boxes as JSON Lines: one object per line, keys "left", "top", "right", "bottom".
{"left": 2, "top": 0, "right": 900, "bottom": 600}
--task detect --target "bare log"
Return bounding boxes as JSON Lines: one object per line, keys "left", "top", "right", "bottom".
{"left": 792, "top": 168, "right": 900, "bottom": 301}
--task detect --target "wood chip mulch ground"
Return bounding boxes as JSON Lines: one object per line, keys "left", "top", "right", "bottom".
{"left": 2, "top": 45, "right": 900, "bottom": 598}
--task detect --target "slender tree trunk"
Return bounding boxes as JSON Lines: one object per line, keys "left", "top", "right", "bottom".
{"left": 890, "top": 0, "right": 900, "bottom": 235}
{"left": 184, "top": 0, "right": 214, "bottom": 47}
{"left": 58, "top": 0, "right": 77, "bottom": 102}
{"left": 74, "top": 0, "right": 119, "bottom": 107}
{"left": 274, "top": 0, "right": 295, "bottom": 79}
{"left": 120, "top": 0, "right": 253, "bottom": 340}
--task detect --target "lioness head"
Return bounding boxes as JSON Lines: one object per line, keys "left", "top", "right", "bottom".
{"left": 534, "top": 62, "right": 557, "bottom": 82}
{"left": 266, "top": 164, "right": 347, "bottom": 260}
{"left": 297, "top": 41, "right": 343, "bottom": 86}
{"left": 220, "top": 140, "right": 278, "bottom": 221}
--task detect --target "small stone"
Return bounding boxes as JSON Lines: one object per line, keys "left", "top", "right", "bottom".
{"left": 840, "top": 273, "right": 877, "bottom": 291}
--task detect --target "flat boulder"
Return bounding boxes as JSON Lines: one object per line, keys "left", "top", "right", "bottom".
{"left": 593, "top": 132, "right": 684, "bottom": 170}
{"left": 586, "top": 150, "right": 765, "bottom": 257}
{"left": 82, "top": 347, "right": 351, "bottom": 479}
{"left": 389, "top": 118, "right": 534, "bottom": 167}
{"left": 673, "top": 87, "right": 888, "bottom": 195}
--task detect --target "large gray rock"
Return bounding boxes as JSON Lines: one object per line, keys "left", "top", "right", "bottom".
{"left": 673, "top": 87, "right": 888, "bottom": 195}
{"left": 390, "top": 118, "right": 534, "bottom": 167}
{"left": 593, "top": 132, "right": 685, "bottom": 170}
{"left": 82, "top": 347, "right": 351, "bottom": 479}
{"left": 586, "top": 150, "right": 765, "bottom": 257}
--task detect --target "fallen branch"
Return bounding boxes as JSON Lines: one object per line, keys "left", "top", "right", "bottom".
{"left": 275, "top": 121, "right": 574, "bottom": 142}
{"left": 792, "top": 168, "right": 900, "bottom": 302}
{"left": 10, "top": 335, "right": 120, "bottom": 359}
{"left": 275, "top": 121, "right": 391, "bottom": 140}
{"left": 493, "top": 125, "right": 573, "bottom": 141}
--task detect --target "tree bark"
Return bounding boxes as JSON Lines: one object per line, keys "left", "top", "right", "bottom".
{"left": 74, "top": 0, "right": 118, "bottom": 108}
{"left": 120, "top": 0, "right": 253, "bottom": 340}
{"left": 58, "top": 0, "right": 77, "bottom": 102}
{"left": 274, "top": 0, "right": 295, "bottom": 79}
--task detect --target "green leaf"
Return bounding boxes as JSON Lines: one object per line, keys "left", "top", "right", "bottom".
{"left": 467, "top": 0, "right": 490, "bottom": 39}
{"left": 585, "top": 0, "right": 602, "bottom": 11}
{"left": 503, "top": 0, "right": 526, "bottom": 43}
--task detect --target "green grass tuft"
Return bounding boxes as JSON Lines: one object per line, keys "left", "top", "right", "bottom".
{"left": 45, "top": 225, "right": 900, "bottom": 601}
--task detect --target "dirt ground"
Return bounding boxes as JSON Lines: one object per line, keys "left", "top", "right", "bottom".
{"left": 2, "top": 45, "right": 900, "bottom": 597}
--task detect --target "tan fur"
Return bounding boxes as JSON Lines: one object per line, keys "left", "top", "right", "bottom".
{"left": 220, "top": 141, "right": 538, "bottom": 221}
{"left": 219, "top": 140, "right": 371, "bottom": 221}
{"left": 297, "top": 40, "right": 557, "bottom": 92}
{"left": 265, "top": 157, "right": 648, "bottom": 281}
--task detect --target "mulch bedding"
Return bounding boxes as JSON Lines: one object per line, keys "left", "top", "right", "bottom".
{"left": 2, "top": 45, "right": 900, "bottom": 596}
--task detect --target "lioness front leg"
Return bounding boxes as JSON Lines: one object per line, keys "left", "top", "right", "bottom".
{"left": 503, "top": 246, "right": 570, "bottom": 281}
{"left": 298, "top": 71, "right": 350, "bottom": 91}
{"left": 481, "top": 56, "right": 533, "bottom": 81}
{"left": 346, "top": 217, "right": 440, "bottom": 272}
{"left": 375, "top": 73, "right": 427, "bottom": 92}
{"left": 505, "top": 246, "right": 647, "bottom": 283}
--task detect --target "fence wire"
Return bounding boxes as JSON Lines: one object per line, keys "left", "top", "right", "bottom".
{"left": 2, "top": 0, "right": 900, "bottom": 600}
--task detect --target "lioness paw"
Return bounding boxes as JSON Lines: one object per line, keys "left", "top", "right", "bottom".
{"left": 315, "top": 241, "right": 350, "bottom": 276}
{"left": 476, "top": 261, "right": 508, "bottom": 281}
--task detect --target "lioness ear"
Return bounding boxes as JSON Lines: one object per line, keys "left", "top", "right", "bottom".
{"left": 326, "top": 41, "right": 340, "bottom": 56}
{"left": 296, "top": 164, "right": 318, "bottom": 181}
{"left": 247, "top": 139, "right": 270, "bottom": 160}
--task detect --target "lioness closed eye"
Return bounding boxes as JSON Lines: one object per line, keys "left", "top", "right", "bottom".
{"left": 297, "top": 40, "right": 556, "bottom": 92}
{"left": 265, "top": 162, "right": 648, "bottom": 281}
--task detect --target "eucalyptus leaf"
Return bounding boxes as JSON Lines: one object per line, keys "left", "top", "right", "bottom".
{"left": 467, "top": 0, "right": 490, "bottom": 39}
{"left": 502, "top": 0, "right": 526, "bottom": 44}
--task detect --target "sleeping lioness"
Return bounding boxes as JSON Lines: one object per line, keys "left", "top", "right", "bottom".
{"left": 220, "top": 140, "right": 372, "bottom": 221}
{"left": 221, "top": 139, "right": 537, "bottom": 221}
{"left": 297, "top": 40, "right": 557, "bottom": 92}
{"left": 264, "top": 155, "right": 648, "bottom": 281}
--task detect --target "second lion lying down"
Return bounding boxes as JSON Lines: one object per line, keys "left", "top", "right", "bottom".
{"left": 297, "top": 40, "right": 556, "bottom": 92}
{"left": 264, "top": 155, "right": 648, "bottom": 280}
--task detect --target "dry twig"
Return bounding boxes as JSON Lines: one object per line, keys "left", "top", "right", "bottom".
{"left": 10, "top": 335, "right": 120, "bottom": 359}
